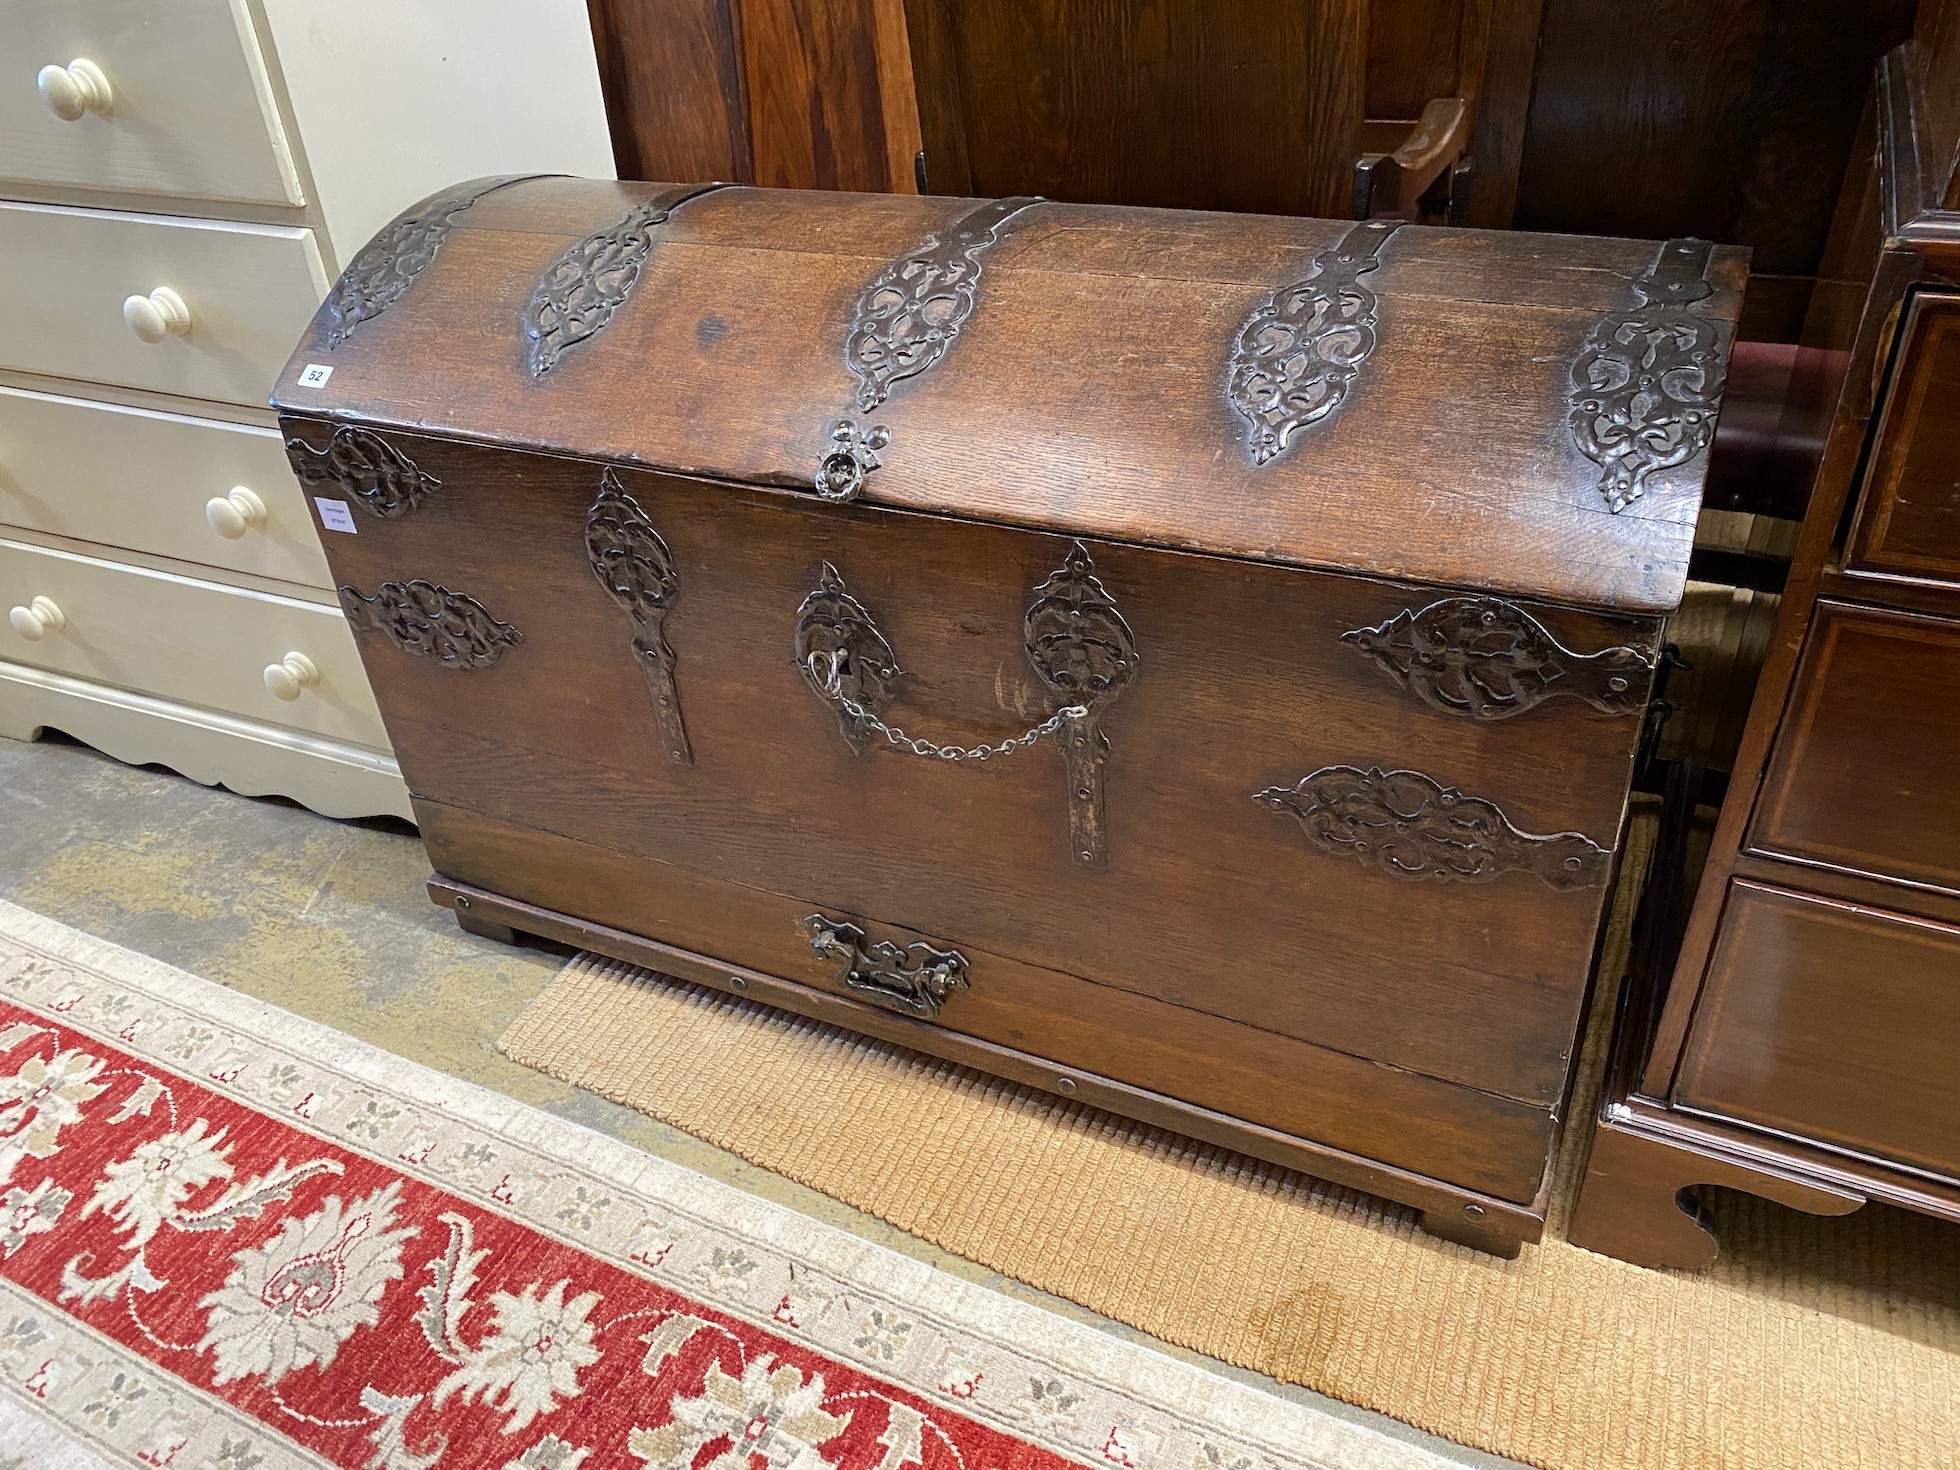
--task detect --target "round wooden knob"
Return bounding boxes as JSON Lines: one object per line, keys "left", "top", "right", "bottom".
{"left": 123, "top": 287, "right": 191, "bottom": 344}
{"left": 37, "top": 59, "right": 112, "bottom": 121}
{"left": 263, "top": 651, "right": 321, "bottom": 701}
{"left": 8, "top": 596, "right": 66, "bottom": 642}
{"left": 205, "top": 486, "right": 267, "bottom": 539}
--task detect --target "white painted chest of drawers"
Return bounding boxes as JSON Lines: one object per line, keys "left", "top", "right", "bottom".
{"left": 0, "top": 0, "right": 616, "bottom": 819}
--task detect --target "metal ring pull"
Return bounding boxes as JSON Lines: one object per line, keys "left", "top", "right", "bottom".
{"left": 814, "top": 419, "right": 889, "bottom": 502}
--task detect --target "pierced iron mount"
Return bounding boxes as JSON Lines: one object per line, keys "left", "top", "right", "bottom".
{"left": 811, "top": 195, "right": 1040, "bottom": 503}
{"left": 1342, "top": 596, "right": 1657, "bottom": 721}
{"left": 805, "top": 914, "right": 970, "bottom": 1020}
{"left": 586, "top": 467, "right": 691, "bottom": 763}
{"left": 1569, "top": 237, "right": 1728, "bottom": 513}
{"left": 1254, "top": 765, "right": 1611, "bottom": 891}
{"left": 792, "top": 542, "right": 1136, "bottom": 865}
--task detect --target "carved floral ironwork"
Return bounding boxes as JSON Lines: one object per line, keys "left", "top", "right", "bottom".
{"left": 524, "top": 182, "right": 724, "bottom": 376}
{"left": 1024, "top": 542, "right": 1139, "bottom": 867}
{"left": 1228, "top": 218, "right": 1403, "bottom": 464}
{"left": 1342, "top": 596, "right": 1655, "bottom": 720}
{"left": 285, "top": 426, "right": 440, "bottom": 519}
{"left": 587, "top": 468, "right": 691, "bottom": 764}
{"left": 1254, "top": 765, "right": 1610, "bottom": 890}
{"left": 794, "top": 562, "right": 902, "bottom": 754}
{"left": 1570, "top": 237, "right": 1728, "bottom": 512}
{"left": 322, "top": 175, "right": 540, "bottom": 348}
{"left": 805, "top": 914, "right": 971, "bottom": 1020}
{"left": 791, "top": 542, "right": 1137, "bottom": 864}
{"left": 338, "top": 580, "right": 524, "bottom": 670}
{"left": 845, "top": 196, "right": 1040, "bottom": 412}
{"left": 811, "top": 196, "right": 1039, "bottom": 500}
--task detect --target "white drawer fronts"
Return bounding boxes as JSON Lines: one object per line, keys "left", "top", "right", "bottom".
{"left": 0, "top": 0, "right": 613, "bottom": 820}
{"left": 0, "top": 203, "right": 328, "bottom": 407}
{"left": 0, "top": 387, "right": 332, "bottom": 588}
{"left": 0, "top": 0, "right": 301, "bottom": 205}
{"left": 0, "top": 537, "right": 386, "bottom": 750}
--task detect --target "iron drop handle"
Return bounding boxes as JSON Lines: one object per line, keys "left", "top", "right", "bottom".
{"left": 805, "top": 914, "right": 969, "bottom": 1020}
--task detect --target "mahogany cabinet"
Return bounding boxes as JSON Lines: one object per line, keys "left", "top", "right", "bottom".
{"left": 1570, "top": 39, "right": 1960, "bottom": 1269}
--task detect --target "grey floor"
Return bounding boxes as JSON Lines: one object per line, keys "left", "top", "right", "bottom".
{"left": 0, "top": 731, "right": 1520, "bottom": 1468}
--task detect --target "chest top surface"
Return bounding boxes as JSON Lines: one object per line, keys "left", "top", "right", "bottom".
{"left": 271, "top": 177, "right": 1747, "bottom": 615}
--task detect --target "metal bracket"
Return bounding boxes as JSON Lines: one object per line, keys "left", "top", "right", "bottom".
{"left": 813, "top": 195, "right": 1041, "bottom": 501}
{"left": 285, "top": 425, "right": 439, "bottom": 519}
{"left": 338, "top": 580, "right": 524, "bottom": 670}
{"left": 1228, "top": 218, "right": 1403, "bottom": 464}
{"left": 1255, "top": 765, "right": 1611, "bottom": 891}
{"left": 1023, "top": 542, "right": 1139, "bottom": 866}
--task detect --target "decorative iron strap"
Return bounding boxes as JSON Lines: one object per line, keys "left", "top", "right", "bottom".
{"left": 1342, "top": 596, "right": 1656, "bottom": 720}
{"left": 339, "top": 580, "right": 523, "bottom": 670}
{"left": 523, "top": 182, "right": 727, "bottom": 376}
{"left": 1228, "top": 218, "right": 1403, "bottom": 464}
{"left": 846, "top": 196, "right": 1041, "bottom": 411}
{"left": 793, "top": 563, "right": 903, "bottom": 754}
{"left": 815, "top": 195, "right": 1042, "bottom": 502}
{"left": 1023, "top": 542, "right": 1139, "bottom": 867}
{"left": 1254, "top": 766, "right": 1610, "bottom": 890}
{"left": 793, "top": 542, "right": 1136, "bottom": 867}
{"left": 586, "top": 468, "right": 691, "bottom": 764}
{"left": 805, "top": 914, "right": 971, "bottom": 1020}
{"left": 1570, "top": 237, "right": 1728, "bottom": 512}
{"left": 322, "top": 175, "right": 546, "bottom": 347}
{"left": 285, "top": 425, "right": 440, "bottom": 519}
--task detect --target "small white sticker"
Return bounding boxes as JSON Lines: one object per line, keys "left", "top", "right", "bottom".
{"left": 315, "top": 497, "right": 357, "bottom": 534}
{"left": 296, "top": 363, "right": 334, "bottom": 388}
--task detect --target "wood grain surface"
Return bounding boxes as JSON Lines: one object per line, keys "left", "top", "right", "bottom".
{"left": 1678, "top": 882, "right": 1960, "bottom": 1182}
{"left": 273, "top": 179, "right": 1742, "bottom": 615}
{"left": 902, "top": 0, "right": 1365, "bottom": 218}
{"left": 421, "top": 805, "right": 1557, "bottom": 1203}
{"left": 582, "top": 0, "right": 750, "bottom": 183}
{"left": 1749, "top": 601, "right": 1960, "bottom": 895}
{"left": 1847, "top": 292, "right": 1960, "bottom": 582}
{"left": 289, "top": 434, "right": 1655, "bottom": 1109}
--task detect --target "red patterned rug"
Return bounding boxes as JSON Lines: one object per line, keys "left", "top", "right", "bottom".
{"left": 0, "top": 901, "right": 1440, "bottom": 1470}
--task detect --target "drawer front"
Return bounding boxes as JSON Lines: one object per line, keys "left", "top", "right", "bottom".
{"left": 417, "top": 798, "right": 1558, "bottom": 1203}
{"left": 1749, "top": 601, "right": 1960, "bottom": 894}
{"left": 1679, "top": 881, "right": 1960, "bottom": 1181}
{"left": 0, "top": 387, "right": 331, "bottom": 589}
{"left": 0, "top": 0, "right": 300, "bottom": 204}
{"left": 0, "top": 203, "right": 327, "bottom": 407}
{"left": 0, "top": 537, "right": 386, "bottom": 749}
{"left": 1847, "top": 292, "right": 1960, "bottom": 585}
{"left": 296, "top": 428, "right": 1660, "bottom": 1109}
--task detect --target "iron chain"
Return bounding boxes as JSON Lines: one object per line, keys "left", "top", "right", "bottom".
{"left": 807, "top": 651, "right": 1086, "bottom": 763}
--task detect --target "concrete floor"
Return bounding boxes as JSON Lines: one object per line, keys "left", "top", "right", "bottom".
{"left": 0, "top": 731, "right": 1520, "bottom": 1468}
